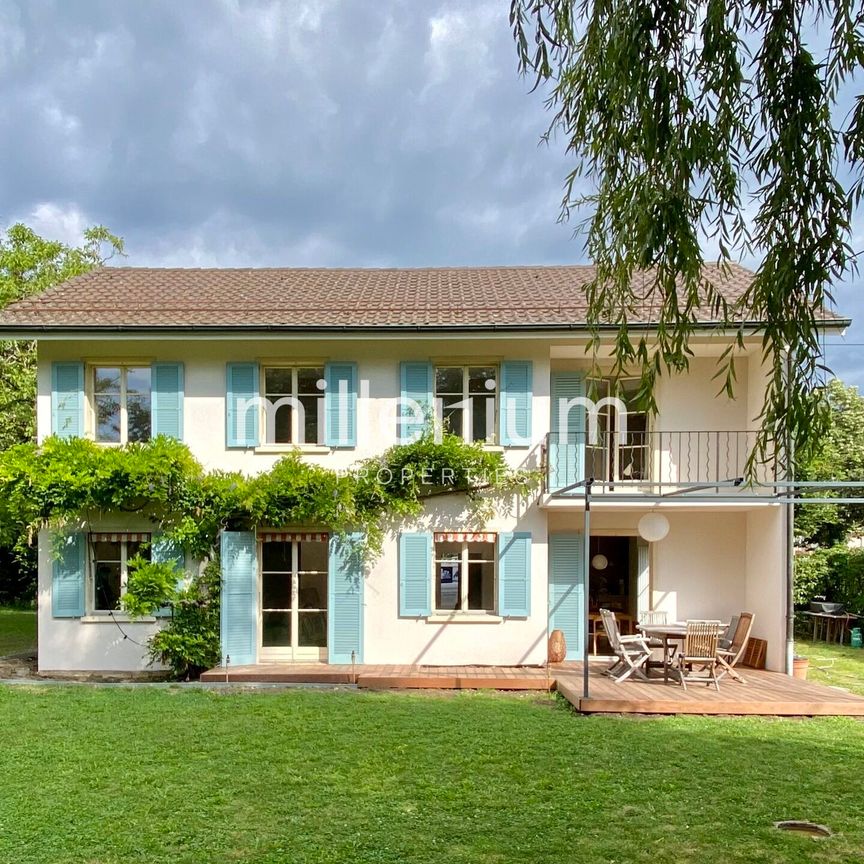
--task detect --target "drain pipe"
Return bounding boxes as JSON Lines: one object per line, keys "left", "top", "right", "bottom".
{"left": 783, "top": 348, "right": 796, "bottom": 677}
{"left": 582, "top": 478, "right": 594, "bottom": 700}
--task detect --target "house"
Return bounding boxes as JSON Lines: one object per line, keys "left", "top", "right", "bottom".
{"left": 0, "top": 264, "right": 846, "bottom": 674}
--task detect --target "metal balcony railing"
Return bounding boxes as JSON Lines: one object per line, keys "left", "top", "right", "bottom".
{"left": 544, "top": 430, "right": 777, "bottom": 495}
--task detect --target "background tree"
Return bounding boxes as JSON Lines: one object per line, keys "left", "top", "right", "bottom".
{"left": 0, "top": 222, "right": 123, "bottom": 604}
{"left": 511, "top": 0, "right": 863, "bottom": 468}
{"left": 0, "top": 223, "right": 123, "bottom": 451}
{"left": 796, "top": 377, "right": 864, "bottom": 547}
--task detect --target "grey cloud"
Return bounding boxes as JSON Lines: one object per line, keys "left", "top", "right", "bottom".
{"left": 1, "top": 0, "right": 861, "bottom": 386}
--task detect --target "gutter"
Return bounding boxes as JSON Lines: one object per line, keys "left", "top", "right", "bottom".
{"left": 0, "top": 319, "right": 851, "bottom": 340}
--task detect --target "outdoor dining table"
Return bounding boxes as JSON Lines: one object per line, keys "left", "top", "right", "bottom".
{"left": 636, "top": 623, "right": 688, "bottom": 683}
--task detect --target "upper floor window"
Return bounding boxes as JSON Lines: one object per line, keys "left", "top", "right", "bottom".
{"left": 262, "top": 366, "right": 325, "bottom": 445}
{"left": 93, "top": 366, "right": 152, "bottom": 444}
{"left": 435, "top": 365, "right": 497, "bottom": 443}
{"left": 90, "top": 534, "right": 151, "bottom": 613}
{"left": 434, "top": 538, "right": 496, "bottom": 613}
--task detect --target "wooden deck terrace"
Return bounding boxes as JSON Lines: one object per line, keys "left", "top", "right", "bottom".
{"left": 200, "top": 660, "right": 864, "bottom": 716}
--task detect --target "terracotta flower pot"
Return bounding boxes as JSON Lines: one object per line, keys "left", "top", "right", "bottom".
{"left": 548, "top": 629, "right": 567, "bottom": 664}
{"left": 793, "top": 656, "right": 809, "bottom": 680}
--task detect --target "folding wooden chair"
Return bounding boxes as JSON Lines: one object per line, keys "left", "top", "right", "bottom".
{"left": 674, "top": 620, "right": 722, "bottom": 691}
{"left": 716, "top": 612, "right": 754, "bottom": 684}
{"left": 600, "top": 608, "right": 652, "bottom": 683}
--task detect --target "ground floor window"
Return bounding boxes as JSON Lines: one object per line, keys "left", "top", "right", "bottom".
{"left": 261, "top": 535, "right": 328, "bottom": 656}
{"left": 90, "top": 533, "right": 151, "bottom": 613}
{"left": 434, "top": 535, "right": 496, "bottom": 613}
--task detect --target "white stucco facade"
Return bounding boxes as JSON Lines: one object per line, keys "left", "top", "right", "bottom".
{"left": 34, "top": 333, "right": 788, "bottom": 673}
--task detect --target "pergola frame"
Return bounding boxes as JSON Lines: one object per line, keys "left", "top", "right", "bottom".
{"left": 551, "top": 477, "right": 864, "bottom": 699}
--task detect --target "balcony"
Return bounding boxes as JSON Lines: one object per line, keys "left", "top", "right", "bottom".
{"left": 543, "top": 430, "right": 778, "bottom": 497}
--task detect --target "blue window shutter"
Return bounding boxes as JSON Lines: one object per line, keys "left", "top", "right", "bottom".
{"left": 399, "top": 361, "right": 432, "bottom": 443}
{"left": 548, "top": 532, "right": 585, "bottom": 660}
{"left": 398, "top": 532, "right": 432, "bottom": 616}
{"left": 51, "top": 362, "right": 84, "bottom": 439}
{"left": 220, "top": 531, "right": 258, "bottom": 665}
{"left": 328, "top": 533, "right": 364, "bottom": 663}
{"left": 226, "top": 363, "right": 259, "bottom": 448}
{"left": 52, "top": 532, "right": 85, "bottom": 617}
{"left": 324, "top": 362, "right": 358, "bottom": 448}
{"left": 152, "top": 535, "right": 186, "bottom": 618}
{"left": 549, "top": 372, "right": 586, "bottom": 491}
{"left": 151, "top": 362, "right": 184, "bottom": 440}
{"left": 499, "top": 361, "right": 533, "bottom": 447}
{"left": 498, "top": 531, "right": 531, "bottom": 616}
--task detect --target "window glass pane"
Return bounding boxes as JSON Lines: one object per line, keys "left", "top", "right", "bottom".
{"left": 94, "top": 561, "right": 121, "bottom": 611}
{"left": 467, "top": 542, "right": 495, "bottom": 561}
{"left": 435, "top": 367, "right": 462, "bottom": 394}
{"left": 94, "top": 367, "right": 121, "bottom": 395}
{"left": 298, "top": 572, "right": 326, "bottom": 610}
{"left": 262, "top": 572, "right": 291, "bottom": 610}
{"left": 471, "top": 394, "right": 495, "bottom": 442}
{"left": 441, "top": 395, "right": 463, "bottom": 438}
{"left": 468, "top": 367, "right": 496, "bottom": 394}
{"left": 298, "top": 611, "right": 327, "bottom": 647}
{"left": 126, "top": 540, "right": 151, "bottom": 562}
{"left": 298, "top": 395, "right": 319, "bottom": 444}
{"left": 271, "top": 404, "right": 293, "bottom": 444}
{"left": 298, "top": 540, "right": 327, "bottom": 573}
{"left": 93, "top": 541, "right": 121, "bottom": 562}
{"left": 127, "top": 394, "right": 151, "bottom": 442}
{"left": 436, "top": 561, "right": 461, "bottom": 611}
{"left": 126, "top": 367, "right": 151, "bottom": 395}
{"left": 435, "top": 542, "right": 461, "bottom": 561}
{"left": 262, "top": 542, "right": 292, "bottom": 571}
{"left": 625, "top": 413, "right": 647, "bottom": 435}
{"left": 95, "top": 395, "right": 121, "bottom": 442}
{"left": 262, "top": 612, "right": 291, "bottom": 647}
{"left": 265, "top": 368, "right": 294, "bottom": 396}
{"left": 297, "top": 367, "right": 325, "bottom": 395}
{"left": 468, "top": 561, "right": 495, "bottom": 611}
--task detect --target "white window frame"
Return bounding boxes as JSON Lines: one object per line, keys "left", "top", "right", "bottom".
{"left": 433, "top": 539, "right": 497, "bottom": 614}
{"left": 88, "top": 364, "right": 153, "bottom": 445}
{"left": 434, "top": 364, "right": 499, "bottom": 444}
{"left": 87, "top": 535, "right": 151, "bottom": 615}
{"left": 260, "top": 365, "right": 326, "bottom": 447}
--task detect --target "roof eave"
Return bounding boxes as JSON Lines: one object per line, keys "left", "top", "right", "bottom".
{"left": 0, "top": 318, "right": 851, "bottom": 340}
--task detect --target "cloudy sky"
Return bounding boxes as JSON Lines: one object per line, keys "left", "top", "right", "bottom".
{"left": 1, "top": 0, "right": 862, "bottom": 383}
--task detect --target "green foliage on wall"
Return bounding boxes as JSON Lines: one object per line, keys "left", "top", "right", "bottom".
{"left": 0, "top": 432, "right": 539, "bottom": 677}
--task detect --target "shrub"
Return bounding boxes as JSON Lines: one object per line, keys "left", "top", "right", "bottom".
{"left": 795, "top": 545, "right": 864, "bottom": 613}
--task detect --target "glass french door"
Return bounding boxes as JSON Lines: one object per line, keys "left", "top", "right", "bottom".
{"left": 260, "top": 539, "right": 328, "bottom": 661}
{"left": 585, "top": 377, "right": 649, "bottom": 485}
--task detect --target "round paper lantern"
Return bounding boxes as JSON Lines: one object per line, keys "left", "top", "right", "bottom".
{"left": 638, "top": 513, "right": 670, "bottom": 542}
{"left": 591, "top": 553, "right": 609, "bottom": 570}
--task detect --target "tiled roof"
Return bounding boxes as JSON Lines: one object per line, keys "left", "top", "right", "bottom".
{"left": 0, "top": 263, "right": 843, "bottom": 330}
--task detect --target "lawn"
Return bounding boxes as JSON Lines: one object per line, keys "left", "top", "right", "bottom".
{"left": 1, "top": 687, "right": 863, "bottom": 864}
{"left": 797, "top": 639, "right": 864, "bottom": 697}
{"left": 0, "top": 607, "right": 36, "bottom": 656}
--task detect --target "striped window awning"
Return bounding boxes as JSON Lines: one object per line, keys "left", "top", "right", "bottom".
{"left": 258, "top": 531, "right": 329, "bottom": 543}
{"left": 434, "top": 532, "right": 497, "bottom": 543}
{"left": 90, "top": 532, "right": 151, "bottom": 543}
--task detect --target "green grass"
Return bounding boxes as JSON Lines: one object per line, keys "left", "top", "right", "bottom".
{"left": 1, "top": 687, "right": 863, "bottom": 863}
{"left": 0, "top": 607, "right": 36, "bottom": 656}
{"left": 797, "top": 639, "right": 864, "bottom": 697}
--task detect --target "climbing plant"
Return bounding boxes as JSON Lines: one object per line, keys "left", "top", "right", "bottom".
{"left": 0, "top": 432, "right": 539, "bottom": 677}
